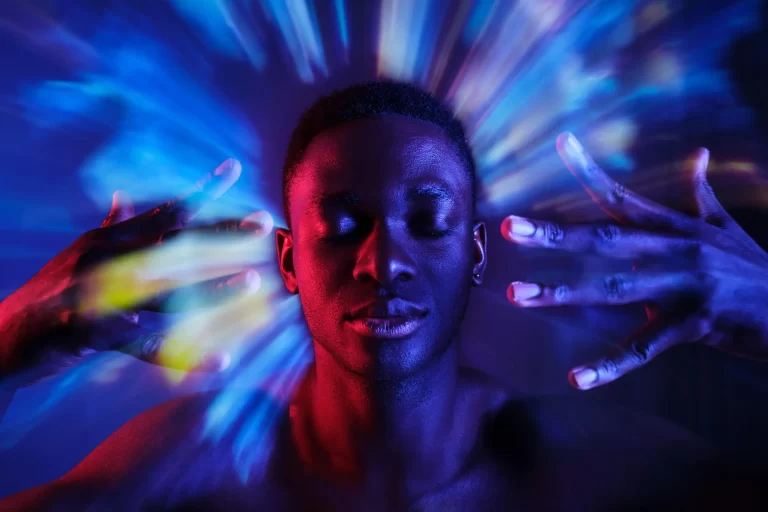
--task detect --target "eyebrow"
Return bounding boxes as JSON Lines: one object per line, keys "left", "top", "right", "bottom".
{"left": 310, "top": 191, "right": 361, "bottom": 211}
{"left": 406, "top": 184, "right": 454, "bottom": 202}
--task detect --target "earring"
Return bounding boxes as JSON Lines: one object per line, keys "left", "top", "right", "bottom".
{"left": 473, "top": 272, "right": 480, "bottom": 279}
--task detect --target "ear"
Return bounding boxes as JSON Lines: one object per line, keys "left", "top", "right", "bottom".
{"left": 471, "top": 220, "right": 487, "bottom": 286}
{"left": 275, "top": 228, "right": 298, "bottom": 294}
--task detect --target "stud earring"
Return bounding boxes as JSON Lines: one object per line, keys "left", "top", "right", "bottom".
{"left": 473, "top": 272, "right": 480, "bottom": 279}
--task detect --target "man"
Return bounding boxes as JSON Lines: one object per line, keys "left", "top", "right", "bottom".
{"left": 1, "top": 81, "right": 768, "bottom": 510}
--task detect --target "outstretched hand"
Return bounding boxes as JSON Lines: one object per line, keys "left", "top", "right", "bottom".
{"left": 502, "top": 133, "right": 768, "bottom": 390}
{"left": 0, "top": 159, "right": 274, "bottom": 388}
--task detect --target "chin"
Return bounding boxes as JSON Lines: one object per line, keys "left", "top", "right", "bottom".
{"left": 342, "top": 332, "right": 455, "bottom": 382}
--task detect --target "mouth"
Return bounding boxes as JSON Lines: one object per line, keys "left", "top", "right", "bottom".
{"left": 345, "top": 300, "right": 428, "bottom": 339}
{"left": 345, "top": 315, "right": 427, "bottom": 339}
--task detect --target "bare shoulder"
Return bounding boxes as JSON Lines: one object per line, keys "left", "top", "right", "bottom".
{"left": 0, "top": 390, "right": 251, "bottom": 511}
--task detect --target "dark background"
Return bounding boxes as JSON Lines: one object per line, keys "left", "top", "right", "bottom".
{"left": 1, "top": 0, "right": 768, "bottom": 497}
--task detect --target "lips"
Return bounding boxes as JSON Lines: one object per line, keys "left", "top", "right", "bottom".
{"left": 345, "top": 299, "right": 428, "bottom": 339}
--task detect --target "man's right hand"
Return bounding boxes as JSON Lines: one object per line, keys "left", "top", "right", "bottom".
{"left": 0, "top": 159, "right": 274, "bottom": 389}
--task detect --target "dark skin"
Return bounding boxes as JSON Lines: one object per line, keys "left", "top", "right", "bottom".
{"left": 274, "top": 115, "right": 489, "bottom": 499}
{"left": 2, "top": 115, "right": 768, "bottom": 510}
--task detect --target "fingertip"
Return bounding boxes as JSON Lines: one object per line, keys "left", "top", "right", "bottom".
{"left": 555, "top": 132, "right": 576, "bottom": 153}
{"left": 697, "top": 148, "right": 710, "bottom": 171}
{"left": 112, "top": 189, "right": 130, "bottom": 203}
{"left": 110, "top": 190, "right": 134, "bottom": 214}
{"left": 568, "top": 366, "right": 599, "bottom": 390}
{"left": 216, "top": 158, "right": 243, "bottom": 179}
{"left": 214, "top": 352, "right": 232, "bottom": 371}
{"left": 555, "top": 132, "right": 591, "bottom": 175}
{"left": 500, "top": 216, "right": 514, "bottom": 241}
{"left": 244, "top": 270, "right": 261, "bottom": 294}
{"left": 507, "top": 281, "right": 542, "bottom": 303}
{"left": 688, "top": 148, "right": 711, "bottom": 182}
{"left": 194, "top": 352, "right": 232, "bottom": 372}
{"left": 240, "top": 210, "right": 274, "bottom": 236}
{"left": 226, "top": 269, "right": 261, "bottom": 294}
{"left": 506, "top": 282, "right": 516, "bottom": 304}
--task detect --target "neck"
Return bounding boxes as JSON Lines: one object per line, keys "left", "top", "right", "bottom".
{"left": 291, "top": 342, "right": 460, "bottom": 483}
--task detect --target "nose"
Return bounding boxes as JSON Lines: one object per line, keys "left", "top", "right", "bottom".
{"left": 352, "top": 223, "right": 417, "bottom": 285}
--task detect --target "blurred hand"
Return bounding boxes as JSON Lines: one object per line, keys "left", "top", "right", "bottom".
{"left": 501, "top": 133, "right": 768, "bottom": 390}
{"left": 0, "top": 159, "right": 274, "bottom": 388}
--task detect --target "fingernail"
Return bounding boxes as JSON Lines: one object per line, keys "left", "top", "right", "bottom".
{"left": 112, "top": 190, "right": 130, "bottom": 206}
{"left": 195, "top": 159, "right": 241, "bottom": 200}
{"left": 501, "top": 215, "right": 535, "bottom": 239}
{"left": 507, "top": 281, "right": 542, "bottom": 302}
{"left": 570, "top": 366, "right": 598, "bottom": 389}
{"left": 227, "top": 269, "right": 261, "bottom": 293}
{"left": 562, "top": 132, "right": 583, "bottom": 154}
{"left": 240, "top": 210, "right": 274, "bottom": 235}
{"left": 556, "top": 133, "right": 591, "bottom": 171}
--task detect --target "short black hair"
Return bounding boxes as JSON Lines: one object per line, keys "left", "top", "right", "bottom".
{"left": 282, "top": 80, "right": 477, "bottom": 225}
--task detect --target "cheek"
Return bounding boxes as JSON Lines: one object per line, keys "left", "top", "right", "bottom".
{"left": 294, "top": 243, "right": 351, "bottom": 305}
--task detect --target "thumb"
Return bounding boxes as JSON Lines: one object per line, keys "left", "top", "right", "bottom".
{"left": 101, "top": 190, "right": 135, "bottom": 227}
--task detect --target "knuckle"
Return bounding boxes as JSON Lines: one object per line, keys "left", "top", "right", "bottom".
{"left": 602, "top": 275, "right": 631, "bottom": 301}
{"left": 593, "top": 224, "right": 620, "bottom": 246}
{"left": 609, "top": 182, "right": 627, "bottom": 204}
{"left": 628, "top": 340, "right": 652, "bottom": 365}
{"left": 541, "top": 222, "right": 565, "bottom": 245}
{"left": 141, "top": 334, "right": 164, "bottom": 360}
{"left": 217, "top": 220, "right": 241, "bottom": 232}
{"left": 158, "top": 201, "right": 189, "bottom": 229}
{"left": 553, "top": 283, "right": 571, "bottom": 302}
{"left": 704, "top": 212, "right": 728, "bottom": 228}
{"left": 100, "top": 211, "right": 117, "bottom": 228}
{"left": 585, "top": 162, "right": 602, "bottom": 176}
{"left": 682, "top": 237, "right": 703, "bottom": 256}
{"left": 597, "top": 358, "right": 620, "bottom": 378}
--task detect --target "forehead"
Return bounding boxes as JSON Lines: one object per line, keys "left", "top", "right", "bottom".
{"left": 291, "top": 115, "right": 470, "bottom": 203}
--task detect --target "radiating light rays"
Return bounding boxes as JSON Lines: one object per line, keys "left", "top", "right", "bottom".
{"left": 202, "top": 313, "right": 312, "bottom": 482}
{"left": 377, "top": 0, "right": 443, "bottom": 83}
{"left": 334, "top": 0, "right": 350, "bottom": 52}
{"left": 170, "top": 0, "right": 268, "bottom": 69}
{"left": 449, "top": 0, "right": 763, "bottom": 215}
{"left": 453, "top": 0, "right": 636, "bottom": 172}
{"left": 8, "top": 11, "right": 268, "bottom": 228}
{"left": 531, "top": 157, "right": 767, "bottom": 219}
{"left": 426, "top": 0, "right": 474, "bottom": 92}
{"left": 259, "top": 0, "right": 327, "bottom": 81}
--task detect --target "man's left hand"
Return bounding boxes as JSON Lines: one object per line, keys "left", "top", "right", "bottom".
{"left": 501, "top": 133, "right": 768, "bottom": 390}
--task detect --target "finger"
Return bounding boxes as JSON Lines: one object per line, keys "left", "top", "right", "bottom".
{"left": 118, "top": 332, "right": 232, "bottom": 372}
{"left": 146, "top": 268, "right": 262, "bottom": 313}
{"left": 159, "top": 210, "right": 274, "bottom": 243}
{"left": 568, "top": 313, "right": 711, "bottom": 390}
{"left": 501, "top": 215, "right": 697, "bottom": 258}
{"left": 687, "top": 148, "right": 733, "bottom": 229}
{"left": 110, "top": 158, "right": 242, "bottom": 241}
{"left": 556, "top": 132, "right": 696, "bottom": 231}
{"left": 75, "top": 230, "right": 273, "bottom": 316}
{"left": 101, "top": 190, "right": 136, "bottom": 227}
{"left": 506, "top": 271, "right": 699, "bottom": 307}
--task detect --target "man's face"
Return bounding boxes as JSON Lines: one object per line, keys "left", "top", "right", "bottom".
{"left": 277, "top": 115, "right": 486, "bottom": 380}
